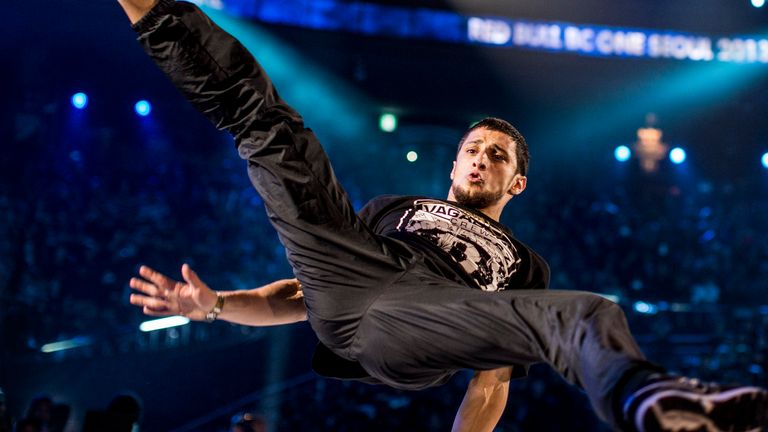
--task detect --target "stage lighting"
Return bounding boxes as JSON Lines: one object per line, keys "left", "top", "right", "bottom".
{"left": 135, "top": 100, "right": 152, "bottom": 116}
{"left": 406, "top": 151, "right": 418, "bottom": 162}
{"left": 669, "top": 147, "right": 687, "bottom": 164}
{"left": 41, "top": 336, "right": 93, "bottom": 353}
{"left": 614, "top": 145, "right": 631, "bottom": 162}
{"left": 71, "top": 92, "right": 88, "bottom": 109}
{"left": 762, "top": 152, "right": 768, "bottom": 169}
{"left": 139, "top": 316, "right": 190, "bottom": 332}
{"left": 752, "top": 0, "right": 765, "bottom": 8}
{"left": 379, "top": 113, "right": 397, "bottom": 133}
{"left": 633, "top": 301, "right": 658, "bottom": 315}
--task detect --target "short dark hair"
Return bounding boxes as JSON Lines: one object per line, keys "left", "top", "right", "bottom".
{"left": 457, "top": 117, "right": 530, "bottom": 176}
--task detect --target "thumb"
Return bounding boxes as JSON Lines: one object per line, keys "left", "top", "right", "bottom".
{"left": 181, "top": 263, "right": 203, "bottom": 287}
{"left": 181, "top": 263, "right": 216, "bottom": 313}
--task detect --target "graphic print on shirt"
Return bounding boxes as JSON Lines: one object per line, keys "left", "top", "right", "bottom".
{"left": 396, "top": 199, "right": 521, "bottom": 291}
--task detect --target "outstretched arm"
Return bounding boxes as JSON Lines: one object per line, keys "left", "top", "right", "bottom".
{"left": 452, "top": 367, "right": 513, "bottom": 432}
{"left": 129, "top": 264, "right": 307, "bottom": 326}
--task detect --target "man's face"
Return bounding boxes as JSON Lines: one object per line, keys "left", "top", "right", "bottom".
{"left": 449, "top": 128, "right": 527, "bottom": 210}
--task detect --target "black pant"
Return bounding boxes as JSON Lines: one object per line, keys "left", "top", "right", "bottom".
{"left": 134, "top": 1, "right": 653, "bottom": 427}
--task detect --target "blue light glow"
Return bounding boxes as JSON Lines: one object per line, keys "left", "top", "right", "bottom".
{"left": 614, "top": 145, "right": 631, "bottom": 162}
{"left": 669, "top": 147, "right": 687, "bottom": 164}
{"left": 41, "top": 336, "right": 93, "bottom": 353}
{"left": 633, "top": 301, "right": 659, "bottom": 315}
{"left": 71, "top": 92, "right": 88, "bottom": 109}
{"left": 205, "top": 8, "right": 369, "bottom": 143}
{"left": 216, "top": 0, "right": 768, "bottom": 65}
{"left": 752, "top": 0, "right": 765, "bottom": 8}
{"left": 762, "top": 152, "right": 768, "bottom": 168}
{"left": 380, "top": 113, "right": 397, "bottom": 132}
{"left": 135, "top": 100, "right": 152, "bottom": 117}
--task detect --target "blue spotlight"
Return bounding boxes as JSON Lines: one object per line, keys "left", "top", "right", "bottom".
{"left": 135, "top": 100, "right": 152, "bottom": 117}
{"left": 379, "top": 113, "right": 397, "bottom": 132}
{"left": 762, "top": 152, "right": 768, "bottom": 169}
{"left": 71, "top": 92, "right": 88, "bottom": 109}
{"left": 752, "top": 0, "right": 765, "bottom": 8}
{"left": 614, "top": 145, "right": 631, "bottom": 162}
{"left": 669, "top": 147, "right": 687, "bottom": 164}
{"left": 633, "top": 301, "right": 658, "bottom": 315}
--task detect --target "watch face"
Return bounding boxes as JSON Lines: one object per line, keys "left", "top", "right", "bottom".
{"left": 206, "top": 293, "right": 224, "bottom": 322}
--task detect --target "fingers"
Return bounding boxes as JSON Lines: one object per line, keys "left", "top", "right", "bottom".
{"left": 181, "top": 263, "right": 203, "bottom": 287}
{"left": 139, "top": 265, "right": 175, "bottom": 290}
{"left": 130, "top": 293, "right": 171, "bottom": 311}
{"left": 129, "top": 277, "right": 167, "bottom": 298}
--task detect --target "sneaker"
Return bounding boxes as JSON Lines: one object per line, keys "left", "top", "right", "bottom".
{"left": 623, "top": 376, "right": 768, "bottom": 432}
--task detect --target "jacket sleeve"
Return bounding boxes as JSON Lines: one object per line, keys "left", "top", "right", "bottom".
{"left": 132, "top": 0, "right": 302, "bottom": 141}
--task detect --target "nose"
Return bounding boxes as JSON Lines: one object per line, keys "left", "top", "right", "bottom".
{"left": 472, "top": 152, "right": 488, "bottom": 169}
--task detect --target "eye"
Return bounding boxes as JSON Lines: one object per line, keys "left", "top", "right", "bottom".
{"left": 493, "top": 154, "right": 507, "bottom": 161}
{"left": 466, "top": 148, "right": 477, "bottom": 154}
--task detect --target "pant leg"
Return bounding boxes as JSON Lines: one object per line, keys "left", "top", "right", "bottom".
{"left": 354, "top": 266, "right": 652, "bottom": 429}
{"left": 237, "top": 124, "right": 418, "bottom": 350}
{"left": 132, "top": 0, "right": 414, "bottom": 351}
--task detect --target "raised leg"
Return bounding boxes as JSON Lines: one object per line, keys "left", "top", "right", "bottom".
{"left": 131, "top": 0, "right": 413, "bottom": 352}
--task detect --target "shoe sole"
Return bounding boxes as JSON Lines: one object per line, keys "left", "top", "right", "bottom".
{"left": 636, "top": 386, "right": 768, "bottom": 432}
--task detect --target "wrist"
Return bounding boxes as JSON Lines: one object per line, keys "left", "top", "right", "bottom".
{"left": 205, "top": 292, "right": 225, "bottom": 323}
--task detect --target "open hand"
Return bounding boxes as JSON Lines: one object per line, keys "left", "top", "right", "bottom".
{"left": 129, "top": 264, "right": 217, "bottom": 321}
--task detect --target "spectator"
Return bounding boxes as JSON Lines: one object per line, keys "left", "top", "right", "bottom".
{"left": 230, "top": 413, "right": 266, "bottom": 432}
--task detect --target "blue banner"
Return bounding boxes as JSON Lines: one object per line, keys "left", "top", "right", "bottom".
{"left": 191, "top": 0, "right": 768, "bottom": 64}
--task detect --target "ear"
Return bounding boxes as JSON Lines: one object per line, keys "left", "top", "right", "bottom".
{"left": 508, "top": 175, "right": 527, "bottom": 196}
{"left": 450, "top": 161, "right": 456, "bottom": 180}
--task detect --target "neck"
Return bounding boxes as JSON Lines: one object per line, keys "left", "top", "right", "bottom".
{"left": 474, "top": 204, "right": 503, "bottom": 221}
{"left": 446, "top": 191, "right": 503, "bottom": 222}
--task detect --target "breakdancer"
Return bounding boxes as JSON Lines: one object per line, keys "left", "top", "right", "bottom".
{"left": 121, "top": 1, "right": 768, "bottom": 430}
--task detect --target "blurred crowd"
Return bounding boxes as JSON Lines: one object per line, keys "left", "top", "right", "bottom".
{"left": 522, "top": 170, "right": 768, "bottom": 304}
{"left": 0, "top": 392, "right": 141, "bottom": 432}
{"left": 4, "top": 115, "right": 767, "bottom": 353}
{"left": 0, "top": 367, "right": 609, "bottom": 431}
{"left": 2, "top": 98, "right": 767, "bottom": 431}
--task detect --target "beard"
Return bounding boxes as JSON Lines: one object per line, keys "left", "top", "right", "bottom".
{"left": 451, "top": 184, "right": 504, "bottom": 209}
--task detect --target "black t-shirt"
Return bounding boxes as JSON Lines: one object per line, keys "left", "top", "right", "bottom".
{"left": 312, "top": 195, "right": 550, "bottom": 383}
{"left": 358, "top": 195, "right": 550, "bottom": 292}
